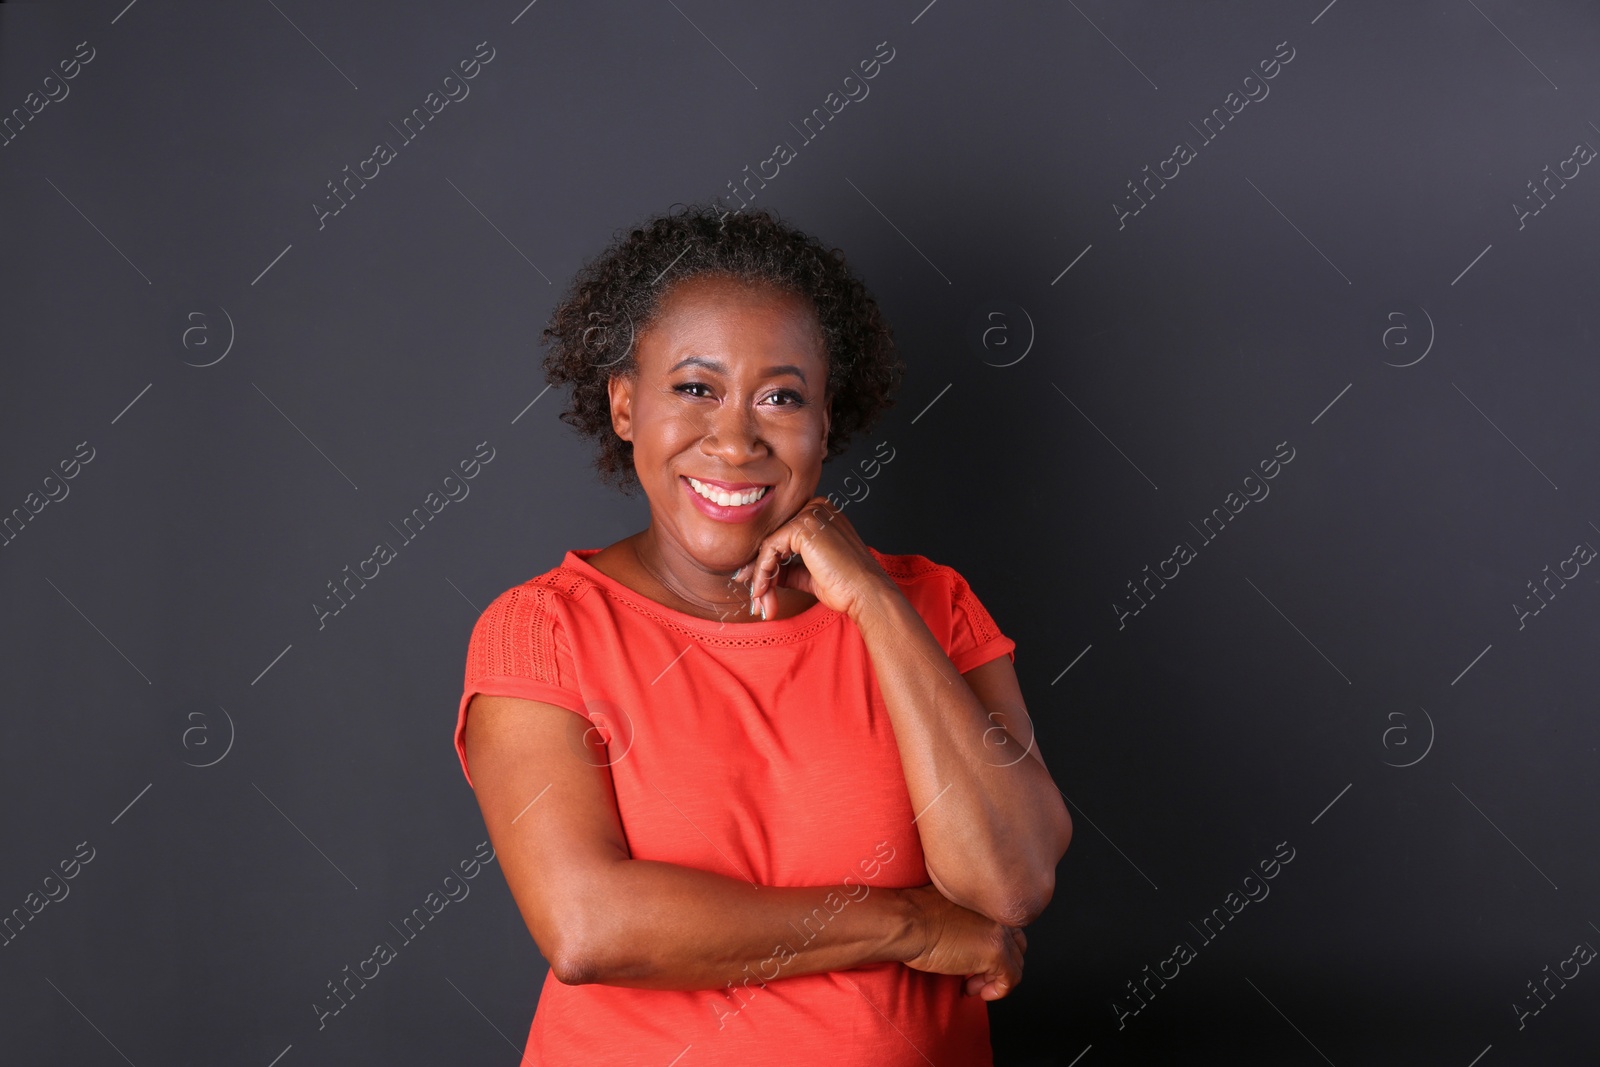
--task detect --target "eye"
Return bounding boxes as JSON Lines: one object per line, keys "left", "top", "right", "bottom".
{"left": 764, "top": 389, "right": 805, "bottom": 407}
{"left": 673, "top": 381, "right": 712, "bottom": 398}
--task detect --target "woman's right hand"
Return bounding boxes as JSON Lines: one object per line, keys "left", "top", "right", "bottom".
{"left": 899, "top": 884, "right": 1027, "bottom": 1000}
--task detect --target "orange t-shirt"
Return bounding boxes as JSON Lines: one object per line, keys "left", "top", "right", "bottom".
{"left": 454, "top": 545, "right": 1017, "bottom": 1066}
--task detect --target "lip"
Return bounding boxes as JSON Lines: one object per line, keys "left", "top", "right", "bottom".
{"left": 685, "top": 474, "right": 770, "bottom": 491}
{"left": 680, "top": 475, "right": 775, "bottom": 523}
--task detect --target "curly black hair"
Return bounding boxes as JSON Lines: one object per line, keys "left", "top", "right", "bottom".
{"left": 540, "top": 201, "right": 905, "bottom": 495}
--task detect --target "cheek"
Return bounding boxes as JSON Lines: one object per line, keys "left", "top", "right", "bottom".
{"left": 634, "top": 406, "right": 702, "bottom": 455}
{"left": 776, "top": 424, "right": 827, "bottom": 467}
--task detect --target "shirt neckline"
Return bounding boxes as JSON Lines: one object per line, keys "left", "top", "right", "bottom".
{"left": 563, "top": 547, "right": 847, "bottom": 636}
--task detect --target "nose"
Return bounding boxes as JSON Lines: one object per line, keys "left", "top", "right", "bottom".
{"left": 697, "top": 398, "right": 765, "bottom": 468}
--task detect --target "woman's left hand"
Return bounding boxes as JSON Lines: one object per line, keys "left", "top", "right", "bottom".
{"left": 733, "top": 496, "right": 895, "bottom": 623}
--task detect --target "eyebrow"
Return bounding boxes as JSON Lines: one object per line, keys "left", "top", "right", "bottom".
{"left": 668, "top": 355, "right": 808, "bottom": 385}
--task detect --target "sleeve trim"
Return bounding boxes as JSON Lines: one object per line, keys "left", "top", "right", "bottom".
{"left": 951, "top": 635, "right": 1017, "bottom": 675}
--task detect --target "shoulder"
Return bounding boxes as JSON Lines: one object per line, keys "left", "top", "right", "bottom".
{"left": 867, "top": 547, "right": 1014, "bottom": 665}
{"left": 469, "top": 555, "right": 598, "bottom": 636}
{"left": 868, "top": 547, "right": 967, "bottom": 594}
{"left": 865, "top": 547, "right": 978, "bottom": 616}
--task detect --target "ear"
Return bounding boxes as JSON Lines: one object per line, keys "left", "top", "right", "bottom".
{"left": 608, "top": 373, "right": 634, "bottom": 443}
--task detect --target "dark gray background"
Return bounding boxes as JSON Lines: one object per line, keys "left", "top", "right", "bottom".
{"left": 3, "top": 0, "right": 1597, "bottom": 1063}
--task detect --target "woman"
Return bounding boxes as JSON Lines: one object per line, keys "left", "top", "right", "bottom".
{"left": 454, "top": 203, "right": 1072, "bottom": 1065}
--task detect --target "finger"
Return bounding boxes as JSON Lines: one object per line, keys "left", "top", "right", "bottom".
{"left": 752, "top": 537, "right": 790, "bottom": 605}
{"left": 979, "top": 975, "right": 1013, "bottom": 1001}
{"left": 749, "top": 496, "right": 843, "bottom": 606}
{"left": 758, "top": 538, "right": 788, "bottom": 593}
{"left": 753, "top": 525, "right": 810, "bottom": 603}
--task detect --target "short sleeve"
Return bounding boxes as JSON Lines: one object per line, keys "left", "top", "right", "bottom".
{"left": 943, "top": 565, "right": 1017, "bottom": 674}
{"left": 454, "top": 583, "right": 586, "bottom": 788}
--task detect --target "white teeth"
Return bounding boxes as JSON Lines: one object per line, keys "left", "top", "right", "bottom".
{"left": 687, "top": 477, "right": 768, "bottom": 507}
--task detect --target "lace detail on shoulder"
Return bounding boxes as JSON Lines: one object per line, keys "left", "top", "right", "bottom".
{"left": 468, "top": 580, "right": 569, "bottom": 686}
{"left": 872, "top": 549, "right": 1009, "bottom": 652}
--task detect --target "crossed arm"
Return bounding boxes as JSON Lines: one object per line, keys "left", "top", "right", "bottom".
{"left": 465, "top": 694, "right": 924, "bottom": 989}
{"left": 848, "top": 579, "right": 1073, "bottom": 927}
{"left": 461, "top": 619, "right": 1070, "bottom": 990}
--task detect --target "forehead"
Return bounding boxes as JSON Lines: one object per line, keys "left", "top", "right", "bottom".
{"left": 639, "top": 274, "right": 825, "bottom": 366}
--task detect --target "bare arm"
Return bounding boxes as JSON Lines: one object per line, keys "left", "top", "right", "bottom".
{"left": 850, "top": 584, "right": 1073, "bottom": 928}
{"left": 462, "top": 693, "right": 1023, "bottom": 996}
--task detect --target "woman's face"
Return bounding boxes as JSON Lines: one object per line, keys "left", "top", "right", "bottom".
{"left": 608, "top": 273, "right": 832, "bottom": 574}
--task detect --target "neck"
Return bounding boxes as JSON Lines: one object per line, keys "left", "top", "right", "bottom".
{"left": 628, "top": 528, "right": 757, "bottom": 621}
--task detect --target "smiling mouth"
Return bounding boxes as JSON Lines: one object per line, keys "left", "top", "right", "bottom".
{"left": 683, "top": 476, "right": 771, "bottom": 508}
